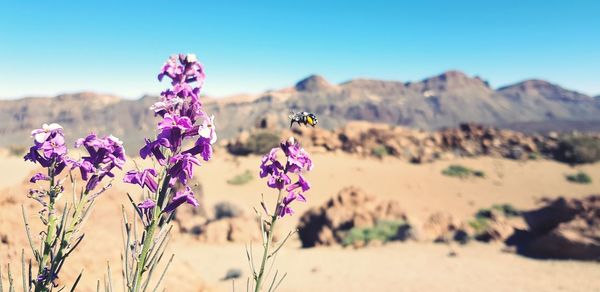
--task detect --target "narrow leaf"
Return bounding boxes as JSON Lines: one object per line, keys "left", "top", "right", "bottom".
{"left": 151, "top": 254, "right": 174, "bottom": 292}
{"left": 20, "top": 250, "right": 26, "bottom": 292}
{"left": 69, "top": 270, "right": 83, "bottom": 292}
{"left": 21, "top": 206, "right": 38, "bottom": 262}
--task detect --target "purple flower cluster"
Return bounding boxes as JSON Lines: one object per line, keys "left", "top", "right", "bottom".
{"left": 126, "top": 53, "right": 216, "bottom": 214}
{"left": 124, "top": 168, "right": 158, "bottom": 193}
{"left": 71, "top": 134, "right": 126, "bottom": 192}
{"left": 260, "top": 137, "right": 314, "bottom": 217}
{"left": 24, "top": 124, "right": 126, "bottom": 201}
{"left": 24, "top": 123, "right": 68, "bottom": 176}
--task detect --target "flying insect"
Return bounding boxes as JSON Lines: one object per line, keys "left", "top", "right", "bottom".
{"left": 289, "top": 111, "right": 318, "bottom": 128}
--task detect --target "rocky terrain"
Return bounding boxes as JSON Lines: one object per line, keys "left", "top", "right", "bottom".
{"left": 2, "top": 71, "right": 600, "bottom": 152}
{"left": 227, "top": 121, "right": 600, "bottom": 164}
{"left": 2, "top": 148, "right": 600, "bottom": 291}
{"left": 515, "top": 195, "right": 600, "bottom": 260}
{"left": 297, "top": 187, "right": 600, "bottom": 260}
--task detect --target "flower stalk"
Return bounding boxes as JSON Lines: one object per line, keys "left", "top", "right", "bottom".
{"left": 20, "top": 124, "right": 125, "bottom": 292}
{"left": 121, "top": 53, "right": 216, "bottom": 292}
{"left": 248, "top": 137, "right": 314, "bottom": 291}
{"left": 254, "top": 190, "right": 283, "bottom": 292}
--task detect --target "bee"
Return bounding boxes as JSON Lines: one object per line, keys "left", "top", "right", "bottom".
{"left": 289, "top": 111, "right": 318, "bottom": 128}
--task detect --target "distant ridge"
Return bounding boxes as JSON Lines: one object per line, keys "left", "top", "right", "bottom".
{"left": 1, "top": 70, "right": 599, "bottom": 151}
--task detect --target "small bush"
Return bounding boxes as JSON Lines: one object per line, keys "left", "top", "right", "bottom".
{"left": 371, "top": 145, "right": 390, "bottom": 159}
{"left": 227, "top": 170, "right": 253, "bottom": 185}
{"left": 247, "top": 132, "right": 280, "bottom": 154}
{"left": 342, "top": 220, "right": 409, "bottom": 246}
{"left": 214, "top": 201, "right": 243, "bottom": 220}
{"left": 491, "top": 203, "right": 520, "bottom": 217}
{"left": 475, "top": 204, "right": 520, "bottom": 220}
{"left": 468, "top": 217, "right": 490, "bottom": 237}
{"left": 442, "top": 165, "right": 485, "bottom": 178}
{"left": 566, "top": 172, "right": 592, "bottom": 184}
{"left": 228, "top": 131, "right": 281, "bottom": 155}
{"left": 554, "top": 135, "right": 600, "bottom": 164}
{"left": 469, "top": 204, "right": 521, "bottom": 241}
{"left": 474, "top": 208, "right": 492, "bottom": 219}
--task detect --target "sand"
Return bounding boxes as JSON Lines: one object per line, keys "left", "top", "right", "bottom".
{"left": 1, "top": 152, "right": 599, "bottom": 291}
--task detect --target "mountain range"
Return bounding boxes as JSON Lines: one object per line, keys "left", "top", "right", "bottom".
{"left": 1, "top": 70, "right": 599, "bottom": 151}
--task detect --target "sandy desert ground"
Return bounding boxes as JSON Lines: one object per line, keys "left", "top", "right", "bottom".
{"left": 1, "top": 151, "right": 599, "bottom": 291}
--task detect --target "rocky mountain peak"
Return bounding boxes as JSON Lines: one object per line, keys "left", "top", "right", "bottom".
{"left": 498, "top": 79, "right": 591, "bottom": 102}
{"left": 408, "top": 70, "right": 491, "bottom": 94}
{"left": 295, "top": 75, "right": 334, "bottom": 92}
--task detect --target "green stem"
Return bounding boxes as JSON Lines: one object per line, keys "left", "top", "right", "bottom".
{"left": 132, "top": 170, "right": 171, "bottom": 292}
{"left": 35, "top": 167, "right": 57, "bottom": 292}
{"left": 254, "top": 190, "right": 283, "bottom": 292}
{"left": 133, "top": 219, "right": 157, "bottom": 292}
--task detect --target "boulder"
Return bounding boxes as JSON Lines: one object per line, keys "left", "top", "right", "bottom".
{"left": 195, "top": 216, "right": 262, "bottom": 244}
{"left": 417, "top": 212, "right": 472, "bottom": 243}
{"left": 297, "top": 186, "right": 407, "bottom": 247}
{"left": 518, "top": 195, "right": 600, "bottom": 260}
{"left": 526, "top": 217, "right": 600, "bottom": 260}
{"left": 522, "top": 197, "right": 579, "bottom": 235}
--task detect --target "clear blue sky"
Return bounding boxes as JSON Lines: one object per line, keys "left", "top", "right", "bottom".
{"left": 1, "top": 0, "right": 599, "bottom": 99}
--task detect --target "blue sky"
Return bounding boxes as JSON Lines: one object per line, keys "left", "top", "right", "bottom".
{"left": 1, "top": 0, "right": 599, "bottom": 99}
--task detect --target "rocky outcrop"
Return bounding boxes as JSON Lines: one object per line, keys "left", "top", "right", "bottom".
{"left": 416, "top": 212, "right": 470, "bottom": 243}
{"left": 194, "top": 216, "right": 262, "bottom": 244}
{"left": 297, "top": 187, "right": 407, "bottom": 247}
{"left": 174, "top": 199, "right": 262, "bottom": 244}
{"left": 270, "top": 122, "right": 595, "bottom": 163}
{"left": 516, "top": 195, "right": 600, "bottom": 260}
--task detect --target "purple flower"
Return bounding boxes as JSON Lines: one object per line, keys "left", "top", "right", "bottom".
{"left": 281, "top": 137, "right": 313, "bottom": 173}
{"left": 259, "top": 137, "right": 313, "bottom": 217}
{"left": 71, "top": 133, "right": 126, "bottom": 192}
{"left": 70, "top": 159, "right": 95, "bottom": 181}
{"left": 259, "top": 148, "right": 283, "bottom": 178}
{"left": 24, "top": 123, "right": 69, "bottom": 175}
{"left": 31, "top": 123, "right": 63, "bottom": 143}
{"left": 267, "top": 169, "right": 291, "bottom": 190}
{"left": 286, "top": 174, "right": 311, "bottom": 192}
{"left": 278, "top": 192, "right": 306, "bottom": 218}
{"left": 168, "top": 153, "right": 200, "bottom": 185}
{"left": 30, "top": 173, "right": 50, "bottom": 183}
{"left": 183, "top": 136, "right": 213, "bottom": 161}
{"left": 138, "top": 198, "right": 156, "bottom": 209}
{"left": 140, "top": 138, "right": 170, "bottom": 165}
{"left": 158, "top": 113, "right": 193, "bottom": 131}
{"left": 157, "top": 55, "right": 183, "bottom": 82}
{"left": 85, "top": 175, "right": 101, "bottom": 193}
{"left": 164, "top": 186, "right": 199, "bottom": 213}
{"left": 74, "top": 134, "right": 126, "bottom": 169}
{"left": 123, "top": 169, "right": 159, "bottom": 193}
{"left": 158, "top": 54, "right": 205, "bottom": 90}
{"left": 157, "top": 114, "right": 193, "bottom": 151}
{"left": 137, "top": 198, "right": 156, "bottom": 224}
{"left": 106, "top": 135, "right": 126, "bottom": 168}
{"left": 198, "top": 114, "right": 217, "bottom": 144}
{"left": 36, "top": 267, "right": 57, "bottom": 285}
{"left": 150, "top": 97, "right": 183, "bottom": 114}
{"left": 38, "top": 134, "right": 67, "bottom": 160}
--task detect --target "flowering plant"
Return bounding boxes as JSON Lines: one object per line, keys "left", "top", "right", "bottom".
{"left": 247, "top": 137, "right": 313, "bottom": 292}
{"left": 119, "top": 53, "right": 216, "bottom": 292}
{"left": 21, "top": 123, "right": 125, "bottom": 291}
